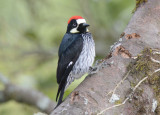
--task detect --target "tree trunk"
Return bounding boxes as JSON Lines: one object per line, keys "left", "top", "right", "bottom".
{"left": 52, "top": 0, "right": 160, "bottom": 114}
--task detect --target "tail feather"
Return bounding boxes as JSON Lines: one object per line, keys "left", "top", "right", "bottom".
{"left": 55, "top": 79, "right": 66, "bottom": 109}
{"left": 55, "top": 64, "right": 74, "bottom": 108}
{"left": 56, "top": 85, "right": 61, "bottom": 102}
{"left": 55, "top": 85, "right": 65, "bottom": 109}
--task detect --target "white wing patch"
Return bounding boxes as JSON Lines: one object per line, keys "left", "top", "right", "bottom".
{"left": 67, "top": 61, "right": 73, "bottom": 68}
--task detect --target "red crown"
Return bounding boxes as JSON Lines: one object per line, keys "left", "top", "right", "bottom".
{"left": 68, "top": 16, "right": 84, "bottom": 24}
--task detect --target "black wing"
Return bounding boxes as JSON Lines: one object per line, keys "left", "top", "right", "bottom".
{"left": 55, "top": 34, "right": 83, "bottom": 107}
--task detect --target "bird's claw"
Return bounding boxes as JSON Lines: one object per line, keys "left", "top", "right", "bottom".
{"left": 89, "top": 66, "right": 98, "bottom": 75}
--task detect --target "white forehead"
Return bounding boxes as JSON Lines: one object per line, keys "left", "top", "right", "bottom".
{"left": 76, "top": 19, "right": 86, "bottom": 24}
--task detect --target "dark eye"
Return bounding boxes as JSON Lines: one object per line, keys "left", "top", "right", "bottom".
{"left": 73, "top": 23, "right": 77, "bottom": 27}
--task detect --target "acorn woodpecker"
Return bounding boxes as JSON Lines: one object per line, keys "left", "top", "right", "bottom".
{"left": 56, "top": 16, "right": 95, "bottom": 107}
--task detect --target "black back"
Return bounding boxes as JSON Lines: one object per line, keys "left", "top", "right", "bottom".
{"left": 55, "top": 33, "right": 83, "bottom": 107}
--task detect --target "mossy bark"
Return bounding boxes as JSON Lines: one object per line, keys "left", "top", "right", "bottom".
{"left": 128, "top": 48, "right": 160, "bottom": 114}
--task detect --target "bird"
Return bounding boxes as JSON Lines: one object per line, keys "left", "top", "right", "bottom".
{"left": 55, "top": 16, "right": 95, "bottom": 108}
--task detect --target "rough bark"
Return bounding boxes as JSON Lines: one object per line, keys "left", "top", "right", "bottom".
{"left": 52, "top": 0, "right": 160, "bottom": 114}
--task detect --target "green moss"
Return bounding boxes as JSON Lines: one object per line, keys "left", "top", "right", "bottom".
{"left": 128, "top": 48, "right": 152, "bottom": 79}
{"left": 127, "top": 48, "right": 160, "bottom": 114}
{"left": 115, "top": 99, "right": 123, "bottom": 105}
{"left": 130, "top": 82, "right": 136, "bottom": 88}
{"left": 132, "top": 0, "right": 148, "bottom": 13}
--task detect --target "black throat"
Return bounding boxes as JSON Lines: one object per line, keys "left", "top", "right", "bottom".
{"left": 77, "top": 24, "right": 88, "bottom": 34}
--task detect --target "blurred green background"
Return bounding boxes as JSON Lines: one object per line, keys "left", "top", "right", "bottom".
{"left": 0, "top": 0, "right": 135, "bottom": 114}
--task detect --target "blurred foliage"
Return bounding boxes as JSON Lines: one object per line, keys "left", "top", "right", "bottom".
{"left": 0, "top": 0, "right": 135, "bottom": 114}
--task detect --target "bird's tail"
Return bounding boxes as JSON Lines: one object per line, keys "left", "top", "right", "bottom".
{"left": 55, "top": 80, "right": 66, "bottom": 109}
{"left": 55, "top": 64, "right": 74, "bottom": 109}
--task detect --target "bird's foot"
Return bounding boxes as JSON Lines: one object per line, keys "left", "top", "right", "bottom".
{"left": 89, "top": 66, "right": 98, "bottom": 75}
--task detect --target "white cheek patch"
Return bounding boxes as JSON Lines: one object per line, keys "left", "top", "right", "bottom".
{"left": 76, "top": 19, "right": 86, "bottom": 25}
{"left": 70, "top": 28, "right": 79, "bottom": 33}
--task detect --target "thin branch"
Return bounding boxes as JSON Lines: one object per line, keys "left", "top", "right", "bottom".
{"left": 150, "top": 57, "right": 160, "bottom": 64}
{"left": 98, "top": 62, "right": 160, "bottom": 115}
{"left": 152, "top": 50, "right": 160, "bottom": 55}
{"left": 99, "top": 49, "right": 160, "bottom": 114}
{"left": 106, "top": 70, "right": 131, "bottom": 97}
{"left": 0, "top": 74, "right": 56, "bottom": 114}
{"left": 154, "top": 68, "right": 160, "bottom": 73}
{"left": 97, "top": 76, "right": 148, "bottom": 115}
{"left": 132, "top": 76, "right": 148, "bottom": 91}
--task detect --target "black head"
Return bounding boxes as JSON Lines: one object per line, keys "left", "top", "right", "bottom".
{"left": 66, "top": 16, "right": 90, "bottom": 34}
